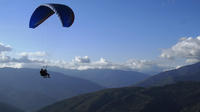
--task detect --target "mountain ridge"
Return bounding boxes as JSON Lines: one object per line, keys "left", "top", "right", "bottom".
{"left": 37, "top": 81, "right": 200, "bottom": 112}
{"left": 0, "top": 102, "right": 24, "bottom": 112}
{"left": 136, "top": 62, "right": 200, "bottom": 87}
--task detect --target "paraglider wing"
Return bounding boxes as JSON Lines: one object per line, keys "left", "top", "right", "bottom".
{"left": 29, "top": 5, "right": 55, "bottom": 28}
{"left": 29, "top": 4, "right": 75, "bottom": 28}
{"left": 49, "top": 4, "right": 75, "bottom": 27}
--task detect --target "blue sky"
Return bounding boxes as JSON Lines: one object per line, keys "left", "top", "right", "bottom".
{"left": 0, "top": 0, "right": 200, "bottom": 73}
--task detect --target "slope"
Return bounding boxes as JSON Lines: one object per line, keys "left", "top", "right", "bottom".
{"left": 38, "top": 82, "right": 200, "bottom": 112}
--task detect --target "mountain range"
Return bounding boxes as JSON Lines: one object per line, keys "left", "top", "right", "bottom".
{"left": 2, "top": 62, "right": 200, "bottom": 112}
{"left": 37, "top": 62, "right": 200, "bottom": 112}
{"left": 48, "top": 67, "right": 150, "bottom": 88}
{"left": 0, "top": 68, "right": 104, "bottom": 111}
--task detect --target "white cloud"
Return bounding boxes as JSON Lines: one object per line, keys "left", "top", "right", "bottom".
{"left": 0, "top": 62, "right": 22, "bottom": 68}
{"left": 124, "top": 59, "right": 173, "bottom": 74}
{"left": 185, "top": 58, "right": 199, "bottom": 64}
{"left": 0, "top": 54, "right": 11, "bottom": 62}
{"left": 72, "top": 56, "right": 91, "bottom": 63}
{"left": 161, "top": 36, "right": 200, "bottom": 63}
{"left": 0, "top": 43, "right": 12, "bottom": 53}
{"left": 96, "top": 58, "right": 109, "bottom": 64}
{"left": 19, "top": 51, "right": 47, "bottom": 57}
{"left": 0, "top": 44, "right": 47, "bottom": 68}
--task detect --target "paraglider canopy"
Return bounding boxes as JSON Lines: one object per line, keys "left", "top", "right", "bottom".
{"left": 29, "top": 3, "right": 75, "bottom": 28}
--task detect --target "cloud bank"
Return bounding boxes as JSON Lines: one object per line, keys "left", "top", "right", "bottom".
{"left": 0, "top": 51, "right": 171, "bottom": 74}
{"left": 1, "top": 36, "right": 200, "bottom": 74}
